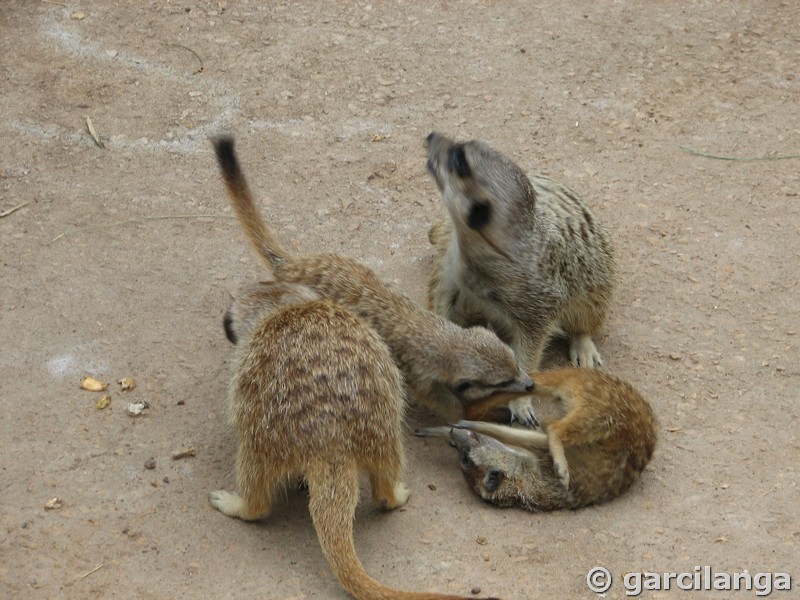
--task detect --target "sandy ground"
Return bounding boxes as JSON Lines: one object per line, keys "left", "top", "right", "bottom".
{"left": 1, "top": 1, "right": 798, "bottom": 599}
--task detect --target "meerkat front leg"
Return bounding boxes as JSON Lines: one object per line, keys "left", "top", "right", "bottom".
{"left": 569, "top": 334, "right": 603, "bottom": 368}
{"left": 370, "top": 474, "right": 410, "bottom": 510}
{"left": 507, "top": 333, "right": 548, "bottom": 427}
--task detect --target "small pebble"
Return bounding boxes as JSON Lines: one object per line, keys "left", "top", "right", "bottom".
{"left": 471, "top": 587, "right": 481, "bottom": 595}
{"left": 144, "top": 457, "right": 156, "bottom": 470}
{"left": 163, "top": 476, "right": 170, "bottom": 484}
{"left": 177, "top": 400, "right": 185, "bottom": 406}
{"left": 427, "top": 484, "right": 437, "bottom": 491}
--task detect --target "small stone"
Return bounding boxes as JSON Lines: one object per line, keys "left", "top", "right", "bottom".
{"left": 471, "top": 587, "right": 481, "bottom": 595}
{"left": 163, "top": 476, "right": 170, "bottom": 484}
{"left": 118, "top": 377, "right": 136, "bottom": 392}
{"left": 669, "top": 353, "right": 682, "bottom": 361}
{"left": 144, "top": 457, "right": 156, "bottom": 470}
{"left": 44, "top": 497, "right": 63, "bottom": 510}
{"left": 476, "top": 536, "right": 487, "bottom": 545}
{"left": 126, "top": 400, "right": 149, "bottom": 416}
{"left": 70, "top": 11, "right": 86, "bottom": 20}
{"left": 427, "top": 484, "right": 437, "bottom": 491}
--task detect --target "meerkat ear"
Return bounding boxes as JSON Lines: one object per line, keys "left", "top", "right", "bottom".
{"left": 223, "top": 311, "right": 237, "bottom": 344}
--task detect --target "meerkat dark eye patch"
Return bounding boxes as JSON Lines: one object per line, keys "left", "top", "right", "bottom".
{"left": 485, "top": 469, "right": 505, "bottom": 492}
{"left": 459, "top": 446, "right": 475, "bottom": 468}
{"left": 467, "top": 201, "right": 492, "bottom": 230}
{"left": 448, "top": 145, "right": 471, "bottom": 178}
{"left": 454, "top": 381, "right": 473, "bottom": 394}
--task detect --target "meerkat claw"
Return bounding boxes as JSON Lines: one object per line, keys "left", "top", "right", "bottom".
{"left": 508, "top": 397, "right": 540, "bottom": 428}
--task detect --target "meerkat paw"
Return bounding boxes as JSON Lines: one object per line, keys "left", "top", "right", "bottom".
{"left": 390, "top": 482, "right": 411, "bottom": 509}
{"left": 569, "top": 335, "right": 603, "bottom": 369}
{"left": 508, "top": 397, "right": 540, "bottom": 429}
{"left": 554, "top": 458, "right": 570, "bottom": 489}
{"left": 209, "top": 490, "right": 246, "bottom": 518}
{"left": 378, "top": 482, "right": 410, "bottom": 510}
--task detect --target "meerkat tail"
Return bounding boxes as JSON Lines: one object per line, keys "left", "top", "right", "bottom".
{"left": 306, "top": 465, "right": 493, "bottom": 600}
{"left": 212, "top": 136, "right": 289, "bottom": 272}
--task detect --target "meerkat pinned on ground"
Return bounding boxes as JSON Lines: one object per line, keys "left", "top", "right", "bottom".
{"left": 212, "top": 136, "right": 533, "bottom": 422}
{"left": 210, "top": 296, "right": 497, "bottom": 600}
{"left": 418, "top": 368, "right": 657, "bottom": 511}
{"left": 425, "top": 132, "right": 617, "bottom": 377}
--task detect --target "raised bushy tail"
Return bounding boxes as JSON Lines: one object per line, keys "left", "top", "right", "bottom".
{"left": 307, "top": 463, "right": 498, "bottom": 600}
{"left": 212, "top": 136, "right": 290, "bottom": 272}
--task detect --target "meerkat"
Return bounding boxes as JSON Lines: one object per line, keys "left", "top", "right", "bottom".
{"left": 210, "top": 297, "right": 497, "bottom": 600}
{"left": 212, "top": 137, "right": 533, "bottom": 422}
{"left": 425, "top": 133, "right": 617, "bottom": 382}
{"left": 417, "top": 368, "right": 657, "bottom": 511}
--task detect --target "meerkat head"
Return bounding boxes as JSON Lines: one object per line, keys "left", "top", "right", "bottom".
{"left": 444, "top": 326, "right": 533, "bottom": 402}
{"left": 425, "top": 132, "right": 536, "bottom": 258}
{"left": 449, "top": 428, "right": 539, "bottom": 508}
{"left": 224, "top": 281, "right": 320, "bottom": 344}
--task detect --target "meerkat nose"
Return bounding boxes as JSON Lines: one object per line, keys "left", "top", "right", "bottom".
{"left": 520, "top": 373, "right": 534, "bottom": 391}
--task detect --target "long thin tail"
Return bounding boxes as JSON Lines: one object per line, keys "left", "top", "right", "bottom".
{"left": 307, "top": 464, "right": 497, "bottom": 600}
{"left": 212, "top": 136, "right": 290, "bottom": 272}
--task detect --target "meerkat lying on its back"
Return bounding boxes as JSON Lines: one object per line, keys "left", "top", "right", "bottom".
{"left": 212, "top": 137, "right": 533, "bottom": 422}
{"left": 425, "top": 133, "right": 617, "bottom": 378}
{"left": 210, "top": 293, "right": 497, "bottom": 600}
{"left": 418, "top": 368, "right": 656, "bottom": 511}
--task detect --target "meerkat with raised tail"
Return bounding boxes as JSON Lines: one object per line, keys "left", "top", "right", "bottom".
{"left": 210, "top": 295, "right": 498, "bottom": 600}
{"left": 425, "top": 133, "right": 617, "bottom": 381}
{"left": 418, "top": 368, "right": 656, "bottom": 511}
{"left": 212, "top": 137, "right": 533, "bottom": 422}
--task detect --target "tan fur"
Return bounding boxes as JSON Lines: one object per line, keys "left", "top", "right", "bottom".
{"left": 418, "top": 368, "right": 657, "bottom": 511}
{"left": 210, "top": 298, "right": 495, "bottom": 600}
{"left": 213, "top": 137, "right": 532, "bottom": 422}
{"left": 425, "top": 133, "right": 617, "bottom": 376}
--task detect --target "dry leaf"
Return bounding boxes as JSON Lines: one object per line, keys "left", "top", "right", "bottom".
{"left": 95, "top": 395, "right": 112, "bottom": 410}
{"left": 70, "top": 11, "right": 86, "bottom": 20}
{"left": 80, "top": 376, "right": 109, "bottom": 392}
{"left": 118, "top": 377, "right": 136, "bottom": 392}
{"left": 86, "top": 117, "right": 105, "bottom": 148}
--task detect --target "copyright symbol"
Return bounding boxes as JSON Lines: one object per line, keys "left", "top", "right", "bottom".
{"left": 587, "top": 566, "right": 612, "bottom": 593}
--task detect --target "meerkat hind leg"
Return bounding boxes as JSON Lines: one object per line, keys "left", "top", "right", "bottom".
{"left": 368, "top": 444, "right": 410, "bottom": 510}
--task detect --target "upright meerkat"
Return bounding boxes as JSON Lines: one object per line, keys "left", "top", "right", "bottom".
{"left": 418, "top": 368, "right": 657, "bottom": 511}
{"left": 425, "top": 132, "right": 617, "bottom": 378}
{"left": 210, "top": 296, "right": 497, "bottom": 600}
{"left": 212, "top": 137, "right": 533, "bottom": 422}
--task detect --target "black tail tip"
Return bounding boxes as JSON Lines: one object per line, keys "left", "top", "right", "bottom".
{"left": 212, "top": 136, "right": 237, "bottom": 170}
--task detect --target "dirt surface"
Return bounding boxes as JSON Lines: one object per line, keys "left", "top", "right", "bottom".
{"left": 2, "top": 2, "right": 798, "bottom": 599}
